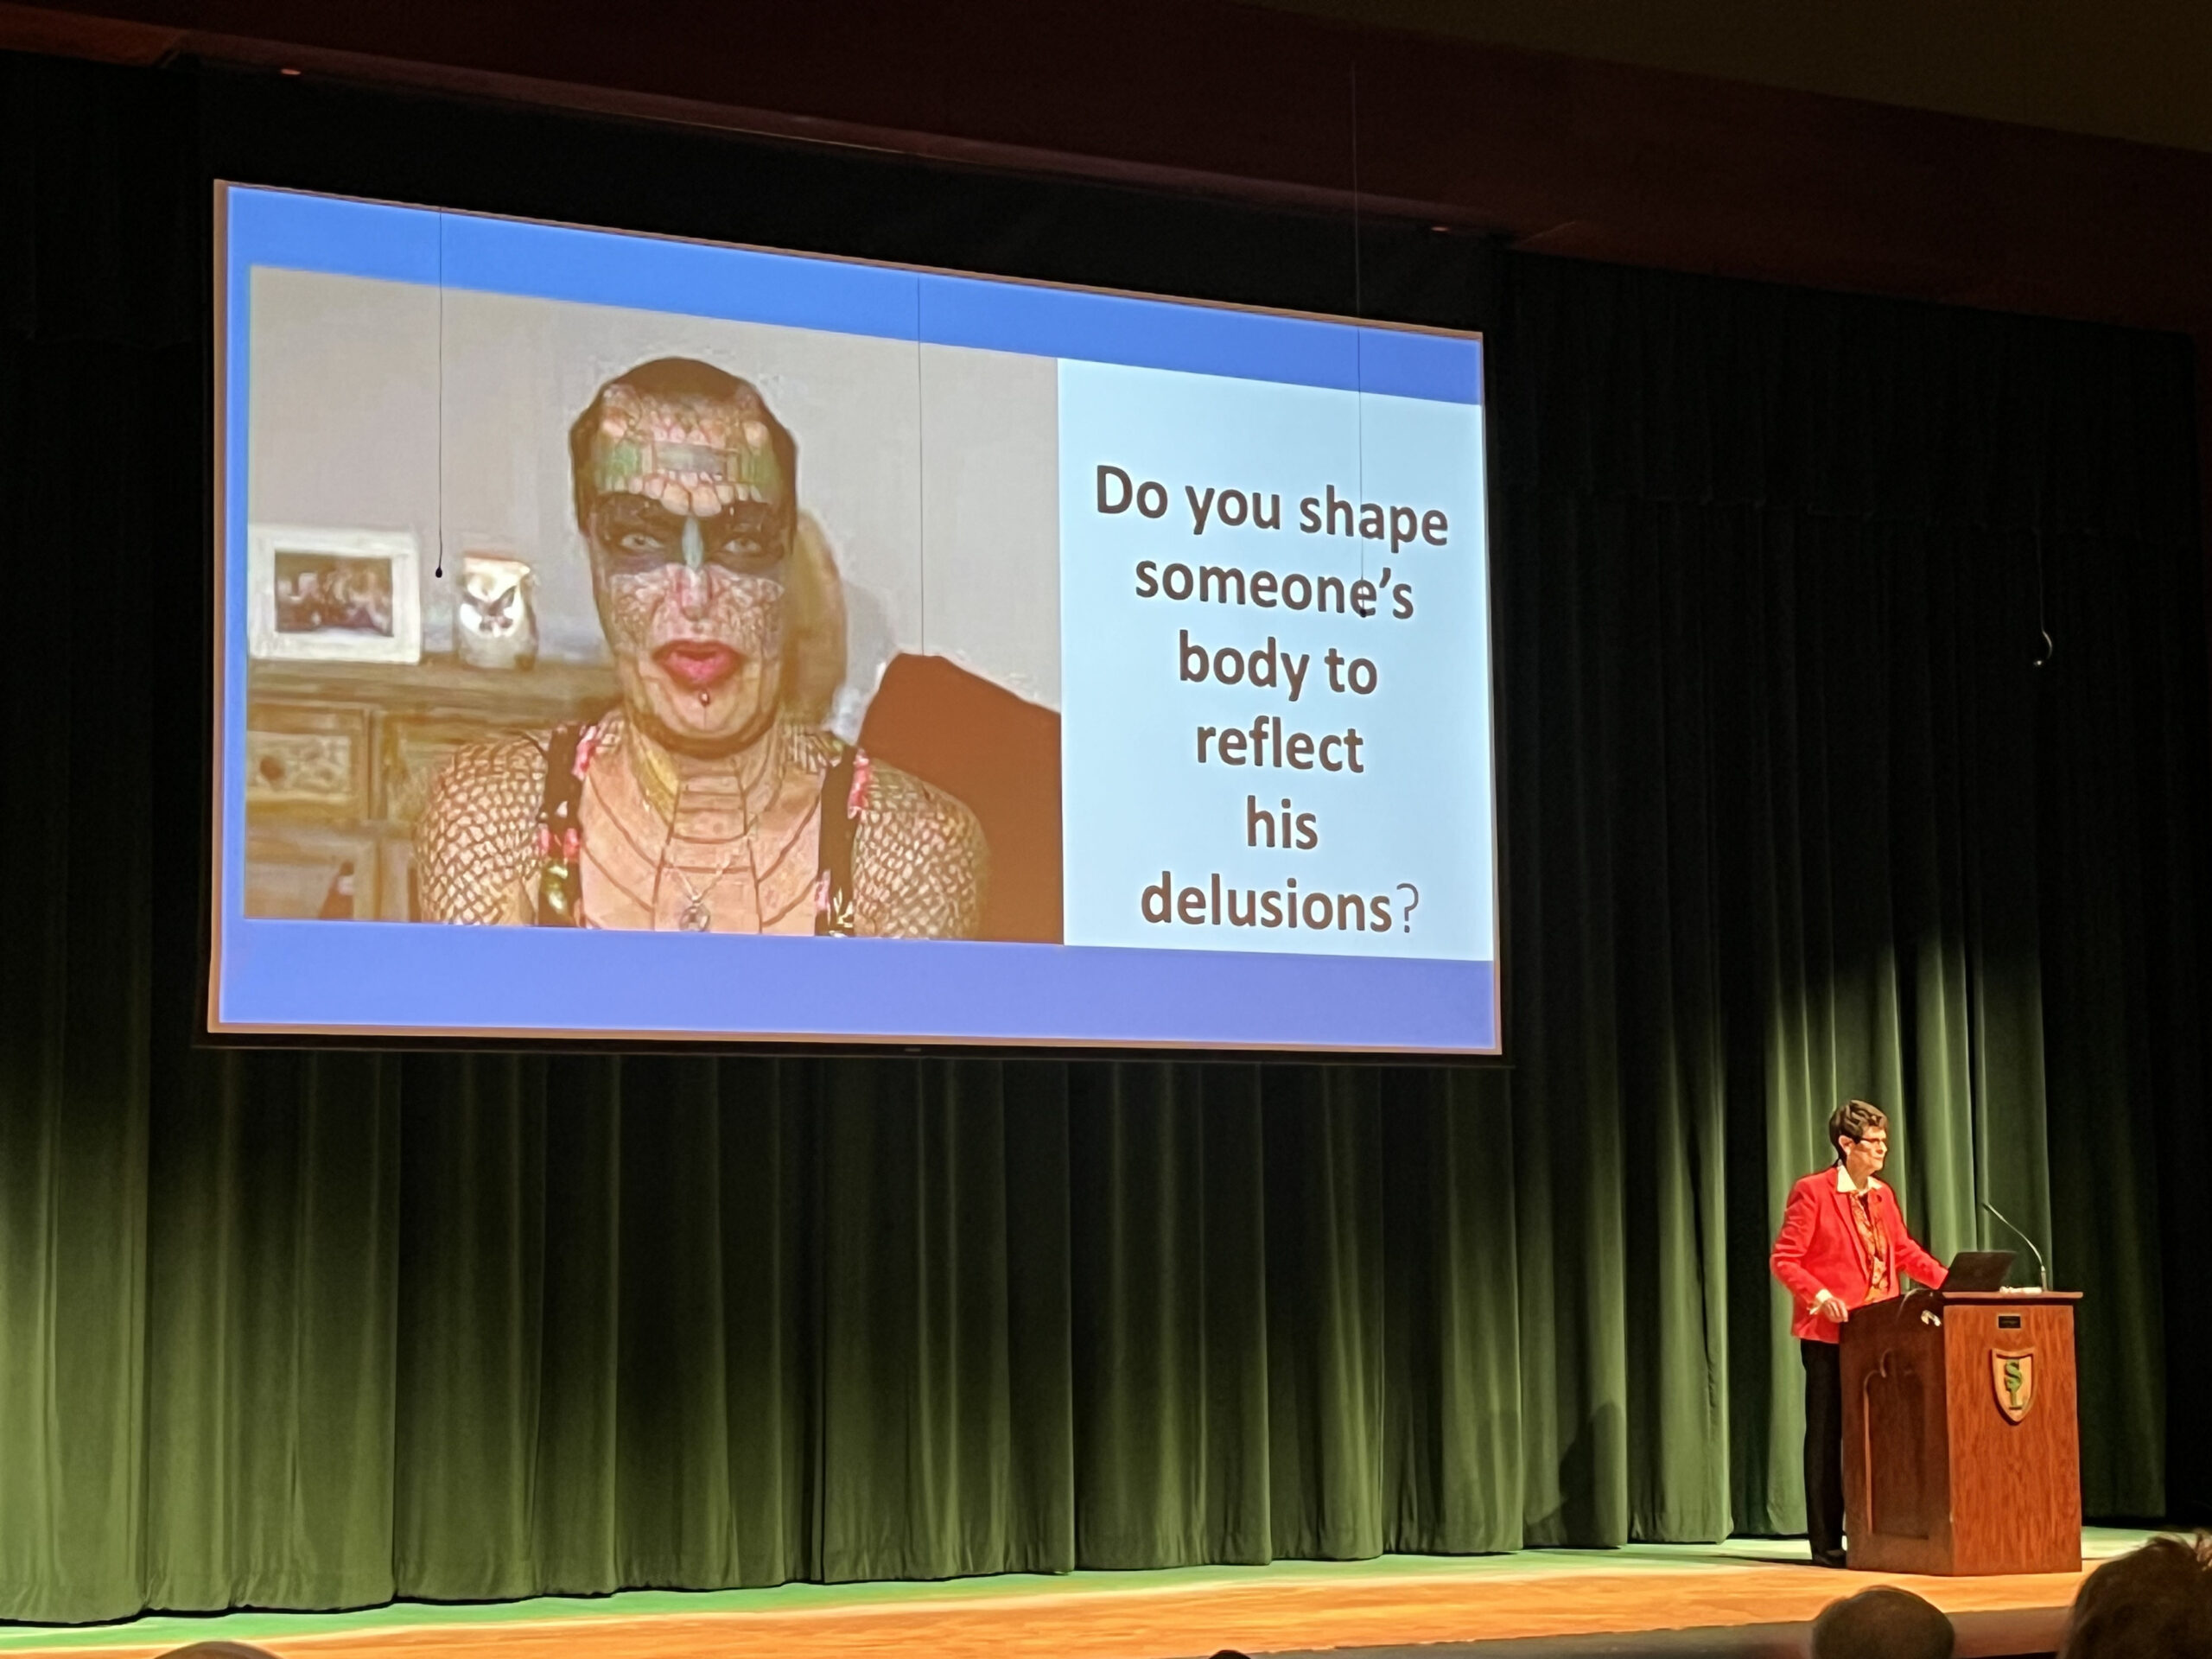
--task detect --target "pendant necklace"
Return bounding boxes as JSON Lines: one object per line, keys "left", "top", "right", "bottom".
{"left": 670, "top": 850, "right": 741, "bottom": 931}
{"left": 647, "top": 725, "right": 783, "bottom": 933}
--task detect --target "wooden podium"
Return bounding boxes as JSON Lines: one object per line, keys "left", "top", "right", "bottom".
{"left": 1840, "top": 1289, "right": 2082, "bottom": 1574}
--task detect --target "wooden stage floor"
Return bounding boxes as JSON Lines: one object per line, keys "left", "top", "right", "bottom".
{"left": 0, "top": 1531, "right": 2148, "bottom": 1659}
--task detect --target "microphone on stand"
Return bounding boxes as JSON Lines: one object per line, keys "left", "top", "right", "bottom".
{"left": 1980, "top": 1199, "right": 2050, "bottom": 1293}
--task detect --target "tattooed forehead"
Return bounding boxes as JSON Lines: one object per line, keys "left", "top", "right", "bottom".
{"left": 589, "top": 385, "right": 788, "bottom": 519}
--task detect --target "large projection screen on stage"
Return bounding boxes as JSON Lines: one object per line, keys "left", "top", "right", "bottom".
{"left": 209, "top": 184, "right": 1500, "bottom": 1053}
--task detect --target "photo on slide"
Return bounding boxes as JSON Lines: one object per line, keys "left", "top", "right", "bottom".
{"left": 239, "top": 268, "right": 1061, "bottom": 943}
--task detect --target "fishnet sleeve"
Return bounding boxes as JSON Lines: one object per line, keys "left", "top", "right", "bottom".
{"left": 851, "top": 763, "right": 988, "bottom": 940}
{"left": 412, "top": 734, "right": 546, "bottom": 925}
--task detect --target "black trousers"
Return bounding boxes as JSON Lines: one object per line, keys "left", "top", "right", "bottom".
{"left": 1802, "top": 1337, "right": 1845, "bottom": 1557}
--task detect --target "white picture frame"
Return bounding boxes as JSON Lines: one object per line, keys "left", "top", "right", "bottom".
{"left": 248, "top": 524, "right": 423, "bottom": 664}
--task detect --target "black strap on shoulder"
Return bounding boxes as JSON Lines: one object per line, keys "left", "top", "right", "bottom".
{"left": 815, "top": 745, "right": 859, "bottom": 936}
{"left": 536, "top": 721, "right": 588, "bottom": 927}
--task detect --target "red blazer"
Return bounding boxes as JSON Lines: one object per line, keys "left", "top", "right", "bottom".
{"left": 1770, "top": 1170, "right": 1947, "bottom": 1343}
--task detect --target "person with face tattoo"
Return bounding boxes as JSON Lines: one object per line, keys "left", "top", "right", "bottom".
{"left": 413, "top": 358, "right": 988, "bottom": 937}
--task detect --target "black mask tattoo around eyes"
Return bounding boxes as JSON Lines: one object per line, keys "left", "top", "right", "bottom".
{"left": 589, "top": 495, "right": 790, "bottom": 578}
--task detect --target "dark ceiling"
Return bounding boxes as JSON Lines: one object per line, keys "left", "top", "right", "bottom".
{"left": 1260, "top": 0, "right": 2212, "bottom": 156}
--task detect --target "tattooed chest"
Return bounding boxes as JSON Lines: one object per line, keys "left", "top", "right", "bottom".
{"left": 575, "top": 778, "right": 823, "bottom": 934}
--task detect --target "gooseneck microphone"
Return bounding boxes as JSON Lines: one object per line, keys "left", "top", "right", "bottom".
{"left": 1980, "top": 1199, "right": 2051, "bottom": 1293}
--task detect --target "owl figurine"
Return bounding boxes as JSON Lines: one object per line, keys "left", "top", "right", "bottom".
{"left": 455, "top": 553, "right": 538, "bottom": 671}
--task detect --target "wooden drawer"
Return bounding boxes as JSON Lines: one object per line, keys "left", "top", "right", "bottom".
{"left": 245, "top": 702, "right": 372, "bottom": 819}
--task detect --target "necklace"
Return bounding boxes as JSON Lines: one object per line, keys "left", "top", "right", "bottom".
{"left": 626, "top": 718, "right": 794, "bottom": 932}
{"left": 629, "top": 719, "right": 786, "bottom": 827}
{"left": 669, "top": 850, "right": 741, "bottom": 932}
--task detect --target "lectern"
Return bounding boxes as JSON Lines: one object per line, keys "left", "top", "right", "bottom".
{"left": 1840, "top": 1290, "right": 2082, "bottom": 1574}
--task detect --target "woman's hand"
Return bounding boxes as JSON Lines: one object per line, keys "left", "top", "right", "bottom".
{"left": 1815, "top": 1290, "right": 1850, "bottom": 1324}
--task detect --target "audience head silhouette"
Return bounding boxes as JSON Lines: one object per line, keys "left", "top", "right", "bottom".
{"left": 1811, "top": 1586, "right": 1955, "bottom": 1659}
{"left": 2061, "top": 1533, "right": 2212, "bottom": 1659}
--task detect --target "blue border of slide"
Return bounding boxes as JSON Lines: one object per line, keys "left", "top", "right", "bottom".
{"left": 221, "top": 923, "right": 1494, "bottom": 1052}
{"left": 224, "top": 188, "right": 1482, "bottom": 404}
{"left": 217, "top": 187, "right": 1497, "bottom": 1052}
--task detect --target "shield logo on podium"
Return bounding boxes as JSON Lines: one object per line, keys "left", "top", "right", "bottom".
{"left": 1992, "top": 1349, "right": 2037, "bottom": 1423}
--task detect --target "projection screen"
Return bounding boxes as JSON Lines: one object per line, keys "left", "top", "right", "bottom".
{"left": 210, "top": 184, "right": 1500, "bottom": 1052}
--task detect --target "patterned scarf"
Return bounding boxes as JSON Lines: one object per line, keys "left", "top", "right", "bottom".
{"left": 1847, "top": 1185, "right": 1892, "bottom": 1300}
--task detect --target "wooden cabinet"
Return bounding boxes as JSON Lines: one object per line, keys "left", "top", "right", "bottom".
{"left": 243, "top": 656, "right": 619, "bottom": 919}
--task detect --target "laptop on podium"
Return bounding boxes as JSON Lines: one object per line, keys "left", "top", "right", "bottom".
{"left": 1938, "top": 1249, "right": 2015, "bottom": 1293}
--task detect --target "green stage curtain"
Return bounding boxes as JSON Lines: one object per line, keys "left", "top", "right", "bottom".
{"left": 2, "top": 50, "right": 2206, "bottom": 1624}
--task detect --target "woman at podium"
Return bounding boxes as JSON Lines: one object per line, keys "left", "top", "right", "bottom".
{"left": 1771, "top": 1099, "right": 1948, "bottom": 1568}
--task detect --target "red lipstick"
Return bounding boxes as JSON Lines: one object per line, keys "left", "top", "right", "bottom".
{"left": 654, "top": 642, "right": 741, "bottom": 690}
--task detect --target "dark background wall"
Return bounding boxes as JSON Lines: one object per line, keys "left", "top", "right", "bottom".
{"left": 6, "top": 0, "right": 2211, "bottom": 328}
{"left": 1262, "top": 0, "right": 2212, "bottom": 157}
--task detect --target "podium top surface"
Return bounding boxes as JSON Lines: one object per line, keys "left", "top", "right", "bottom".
{"left": 1931, "top": 1289, "right": 2082, "bottom": 1304}
{"left": 1841, "top": 1289, "right": 2080, "bottom": 1333}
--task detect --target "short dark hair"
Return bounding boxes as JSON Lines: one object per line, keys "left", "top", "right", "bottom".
{"left": 1828, "top": 1098, "right": 1888, "bottom": 1156}
{"left": 1811, "top": 1586, "right": 1954, "bottom": 1659}
{"left": 2061, "top": 1534, "right": 2212, "bottom": 1659}
{"left": 566, "top": 356, "right": 798, "bottom": 536}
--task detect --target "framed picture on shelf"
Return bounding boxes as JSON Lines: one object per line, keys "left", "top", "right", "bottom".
{"left": 247, "top": 524, "right": 423, "bottom": 664}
